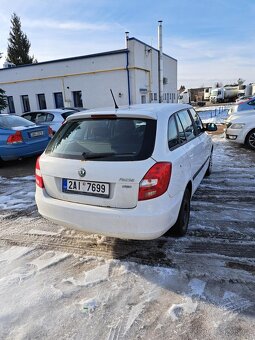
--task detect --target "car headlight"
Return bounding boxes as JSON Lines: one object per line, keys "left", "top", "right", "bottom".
{"left": 230, "top": 123, "right": 245, "bottom": 129}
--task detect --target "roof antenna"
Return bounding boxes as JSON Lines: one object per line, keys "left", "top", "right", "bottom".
{"left": 110, "top": 89, "right": 119, "bottom": 109}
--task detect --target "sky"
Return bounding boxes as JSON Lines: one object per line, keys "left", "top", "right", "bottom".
{"left": 0, "top": 0, "right": 254, "bottom": 89}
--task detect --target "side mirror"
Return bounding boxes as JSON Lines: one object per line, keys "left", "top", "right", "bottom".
{"left": 204, "top": 122, "right": 217, "bottom": 132}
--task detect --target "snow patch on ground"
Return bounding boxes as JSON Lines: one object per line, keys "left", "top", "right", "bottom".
{"left": 64, "top": 262, "right": 110, "bottom": 287}
{"left": 30, "top": 251, "right": 70, "bottom": 271}
{"left": 222, "top": 291, "right": 254, "bottom": 314}
{"left": 28, "top": 229, "right": 60, "bottom": 236}
{"left": 0, "top": 176, "right": 35, "bottom": 210}
{"left": 168, "top": 279, "right": 206, "bottom": 321}
{"left": 0, "top": 246, "right": 34, "bottom": 263}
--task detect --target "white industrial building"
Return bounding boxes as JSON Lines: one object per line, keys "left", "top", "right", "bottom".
{"left": 0, "top": 33, "right": 177, "bottom": 114}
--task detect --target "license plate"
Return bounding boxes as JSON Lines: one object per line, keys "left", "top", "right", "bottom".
{"left": 62, "top": 179, "right": 110, "bottom": 198}
{"left": 30, "top": 131, "right": 44, "bottom": 137}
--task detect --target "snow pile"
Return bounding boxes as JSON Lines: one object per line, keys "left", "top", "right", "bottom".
{"left": 197, "top": 105, "right": 229, "bottom": 123}
{"left": 0, "top": 175, "right": 35, "bottom": 211}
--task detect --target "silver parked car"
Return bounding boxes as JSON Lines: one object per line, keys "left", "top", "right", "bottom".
{"left": 22, "top": 109, "right": 79, "bottom": 133}
{"left": 229, "top": 96, "right": 255, "bottom": 115}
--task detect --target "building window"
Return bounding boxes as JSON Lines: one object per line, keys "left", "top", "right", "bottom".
{"left": 21, "top": 95, "right": 30, "bottom": 112}
{"left": 7, "top": 96, "right": 15, "bottom": 113}
{"left": 167, "top": 93, "right": 169, "bottom": 103}
{"left": 154, "top": 93, "right": 157, "bottom": 101}
{"left": 141, "top": 95, "right": 146, "bottom": 104}
{"left": 149, "top": 93, "right": 153, "bottom": 102}
{"left": 73, "top": 91, "right": 83, "bottom": 108}
{"left": 37, "top": 94, "right": 47, "bottom": 110}
{"left": 54, "top": 92, "right": 64, "bottom": 108}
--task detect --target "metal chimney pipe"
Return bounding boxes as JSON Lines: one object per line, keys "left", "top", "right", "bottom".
{"left": 158, "top": 20, "right": 163, "bottom": 103}
{"left": 125, "top": 32, "right": 129, "bottom": 49}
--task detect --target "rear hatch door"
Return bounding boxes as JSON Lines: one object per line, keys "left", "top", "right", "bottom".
{"left": 40, "top": 114, "right": 157, "bottom": 209}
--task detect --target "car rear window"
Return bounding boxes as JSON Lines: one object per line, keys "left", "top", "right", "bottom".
{"left": 0, "top": 115, "right": 35, "bottom": 129}
{"left": 45, "top": 118, "right": 156, "bottom": 161}
{"left": 61, "top": 111, "right": 76, "bottom": 119}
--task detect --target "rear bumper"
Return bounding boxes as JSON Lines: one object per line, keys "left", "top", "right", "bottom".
{"left": 0, "top": 141, "right": 49, "bottom": 161}
{"left": 35, "top": 188, "right": 183, "bottom": 240}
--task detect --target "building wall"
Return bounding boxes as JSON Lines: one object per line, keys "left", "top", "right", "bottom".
{"left": 128, "top": 38, "right": 177, "bottom": 104}
{"left": 0, "top": 38, "right": 177, "bottom": 114}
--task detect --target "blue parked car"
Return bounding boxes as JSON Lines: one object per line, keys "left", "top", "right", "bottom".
{"left": 0, "top": 114, "right": 53, "bottom": 164}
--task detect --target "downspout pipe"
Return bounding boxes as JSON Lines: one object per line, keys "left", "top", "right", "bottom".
{"left": 125, "top": 32, "right": 131, "bottom": 106}
{"left": 158, "top": 20, "right": 163, "bottom": 103}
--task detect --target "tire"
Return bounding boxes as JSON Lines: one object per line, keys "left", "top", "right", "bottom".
{"left": 245, "top": 129, "right": 255, "bottom": 150}
{"left": 165, "top": 188, "right": 191, "bottom": 237}
{"left": 205, "top": 150, "right": 213, "bottom": 177}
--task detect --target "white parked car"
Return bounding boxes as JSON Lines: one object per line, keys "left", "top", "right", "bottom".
{"left": 35, "top": 104, "right": 217, "bottom": 240}
{"left": 225, "top": 111, "right": 255, "bottom": 150}
{"left": 22, "top": 109, "right": 79, "bottom": 133}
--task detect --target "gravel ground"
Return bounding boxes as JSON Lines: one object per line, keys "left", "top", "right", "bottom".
{"left": 0, "top": 134, "right": 254, "bottom": 340}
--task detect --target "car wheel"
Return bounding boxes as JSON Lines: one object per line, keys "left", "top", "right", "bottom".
{"left": 245, "top": 129, "right": 255, "bottom": 150}
{"left": 205, "top": 150, "right": 213, "bottom": 177}
{"left": 165, "top": 187, "right": 191, "bottom": 237}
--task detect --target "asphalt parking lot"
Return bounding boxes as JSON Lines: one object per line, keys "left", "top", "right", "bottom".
{"left": 0, "top": 133, "right": 254, "bottom": 339}
{"left": 0, "top": 155, "right": 37, "bottom": 178}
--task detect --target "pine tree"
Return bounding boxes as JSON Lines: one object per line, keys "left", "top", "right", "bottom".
{"left": 0, "top": 54, "right": 7, "bottom": 111}
{"left": 0, "top": 89, "right": 7, "bottom": 112}
{"left": 7, "top": 13, "right": 37, "bottom": 65}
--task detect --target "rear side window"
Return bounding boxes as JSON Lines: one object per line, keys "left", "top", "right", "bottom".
{"left": 0, "top": 115, "right": 34, "bottom": 129}
{"left": 61, "top": 111, "right": 75, "bottom": 120}
{"left": 168, "top": 115, "right": 179, "bottom": 149}
{"left": 23, "top": 112, "right": 54, "bottom": 123}
{"left": 176, "top": 110, "right": 196, "bottom": 142}
{"left": 23, "top": 113, "right": 37, "bottom": 122}
{"left": 35, "top": 113, "right": 54, "bottom": 123}
{"left": 46, "top": 118, "right": 156, "bottom": 161}
{"left": 45, "top": 113, "right": 54, "bottom": 122}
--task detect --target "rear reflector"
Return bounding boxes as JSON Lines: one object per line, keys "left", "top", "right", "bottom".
{"left": 7, "top": 131, "right": 23, "bottom": 144}
{"left": 138, "top": 162, "right": 172, "bottom": 201}
{"left": 48, "top": 126, "right": 54, "bottom": 137}
{"left": 35, "top": 156, "right": 45, "bottom": 188}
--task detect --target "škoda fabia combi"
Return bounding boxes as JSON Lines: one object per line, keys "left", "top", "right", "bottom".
{"left": 35, "top": 104, "right": 217, "bottom": 240}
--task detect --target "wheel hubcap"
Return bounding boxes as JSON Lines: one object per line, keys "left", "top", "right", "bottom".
{"left": 248, "top": 133, "right": 255, "bottom": 148}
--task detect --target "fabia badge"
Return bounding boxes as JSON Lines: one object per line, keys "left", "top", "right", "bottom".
{"left": 78, "top": 168, "right": 86, "bottom": 177}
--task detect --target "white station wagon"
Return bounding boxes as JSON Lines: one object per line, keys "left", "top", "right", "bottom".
{"left": 35, "top": 104, "right": 217, "bottom": 240}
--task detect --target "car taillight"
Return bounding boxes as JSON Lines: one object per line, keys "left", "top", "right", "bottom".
{"left": 138, "top": 162, "right": 172, "bottom": 201}
{"left": 7, "top": 131, "right": 23, "bottom": 144}
{"left": 48, "top": 126, "right": 54, "bottom": 137}
{"left": 35, "top": 156, "right": 45, "bottom": 188}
